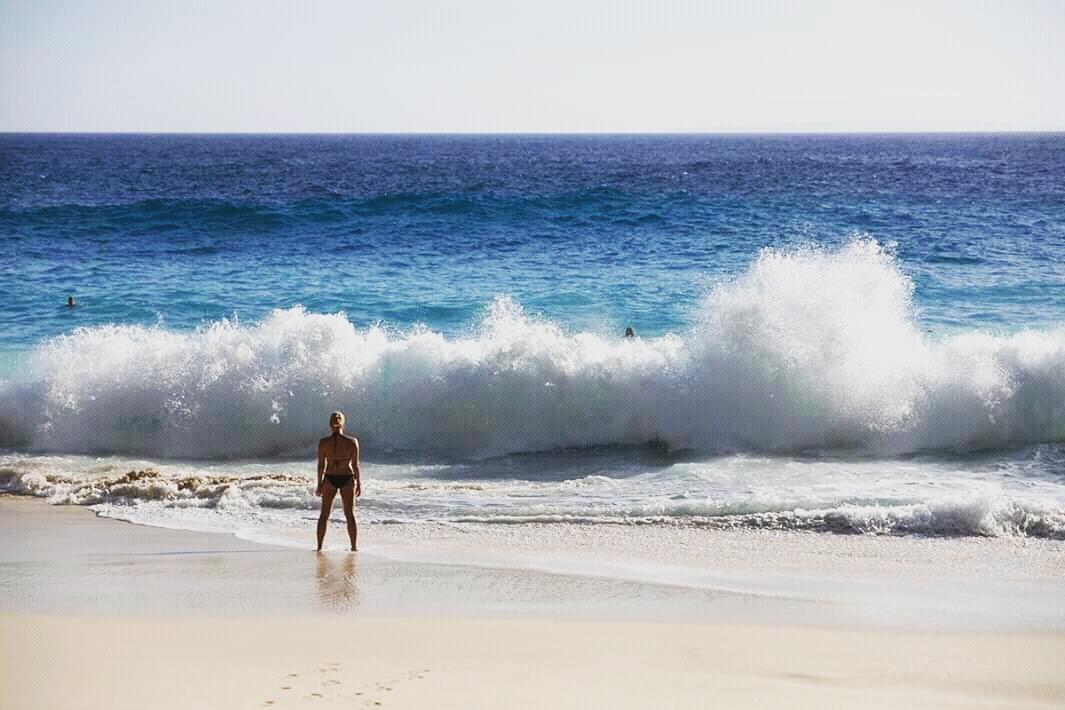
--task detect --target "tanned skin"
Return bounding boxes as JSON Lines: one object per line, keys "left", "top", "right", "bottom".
{"left": 315, "top": 420, "right": 362, "bottom": 551}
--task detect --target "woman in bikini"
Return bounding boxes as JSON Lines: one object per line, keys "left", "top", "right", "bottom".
{"left": 315, "top": 411, "right": 362, "bottom": 551}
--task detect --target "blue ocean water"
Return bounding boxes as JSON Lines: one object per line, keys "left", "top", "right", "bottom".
{"left": 2, "top": 134, "right": 1065, "bottom": 540}
{"left": 3, "top": 134, "right": 1064, "bottom": 347}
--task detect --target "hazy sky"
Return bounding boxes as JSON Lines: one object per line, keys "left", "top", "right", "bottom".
{"left": 2, "top": 0, "right": 1063, "bottom": 132}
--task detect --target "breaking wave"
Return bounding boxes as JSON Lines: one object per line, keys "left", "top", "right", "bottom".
{"left": 2, "top": 239, "right": 1064, "bottom": 459}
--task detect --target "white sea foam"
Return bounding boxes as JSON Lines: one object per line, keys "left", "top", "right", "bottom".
{"left": 3, "top": 451, "right": 1064, "bottom": 539}
{"left": 1, "top": 239, "right": 1064, "bottom": 459}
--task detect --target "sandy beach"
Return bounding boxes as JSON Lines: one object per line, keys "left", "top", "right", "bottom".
{"left": 3, "top": 497, "right": 1064, "bottom": 709}
{"left": 5, "top": 614, "right": 1064, "bottom": 710}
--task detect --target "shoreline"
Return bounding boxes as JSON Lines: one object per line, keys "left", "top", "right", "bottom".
{"left": 4, "top": 495, "right": 1065, "bottom": 628}
{"left": 4, "top": 497, "right": 1065, "bottom": 708}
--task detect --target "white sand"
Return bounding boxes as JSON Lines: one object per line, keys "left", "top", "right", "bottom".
{"left": 3, "top": 614, "right": 1063, "bottom": 709}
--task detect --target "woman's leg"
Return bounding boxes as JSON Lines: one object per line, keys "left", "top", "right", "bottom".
{"left": 339, "top": 482, "right": 357, "bottom": 551}
{"left": 317, "top": 483, "right": 339, "bottom": 551}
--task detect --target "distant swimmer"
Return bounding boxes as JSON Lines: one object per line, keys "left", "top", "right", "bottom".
{"left": 624, "top": 326, "right": 635, "bottom": 338}
{"left": 315, "top": 411, "right": 362, "bottom": 552}
{"left": 67, "top": 295, "right": 76, "bottom": 307}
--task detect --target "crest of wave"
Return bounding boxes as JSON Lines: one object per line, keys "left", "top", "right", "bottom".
{"left": 4, "top": 238, "right": 1064, "bottom": 458}
{"left": 689, "top": 239, "right": 1065, "bottom": 452}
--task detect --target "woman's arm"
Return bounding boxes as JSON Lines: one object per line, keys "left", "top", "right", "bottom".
{"left": 352, "top": 438, "right": 362, "bottom": 497}
{"left": 315, "top": 444, "right": 325, "bottom": 496}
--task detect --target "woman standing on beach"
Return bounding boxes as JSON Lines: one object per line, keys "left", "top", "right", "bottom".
{"left": 315, "top": 411, "right": 362, "bottom": 552}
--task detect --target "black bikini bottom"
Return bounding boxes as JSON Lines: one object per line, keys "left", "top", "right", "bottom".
{"left": 324, "top": 474, "right": 354, "bottom": 489}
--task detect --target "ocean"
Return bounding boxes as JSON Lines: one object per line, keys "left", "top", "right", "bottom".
{"left": 2, "top": 133, "right": 1064, "bottom": 547}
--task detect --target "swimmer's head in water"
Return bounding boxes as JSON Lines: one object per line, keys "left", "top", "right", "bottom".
{"left": 329, "top": 411, "right": 345, "bottom": 430}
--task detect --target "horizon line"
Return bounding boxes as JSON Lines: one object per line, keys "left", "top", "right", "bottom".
{"left": 3, "top": 129, "right": 1065, "bottom": 137}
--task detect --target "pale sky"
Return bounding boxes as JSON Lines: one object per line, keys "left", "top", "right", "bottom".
{"left": 2, "top": 0, "right": 1063, "bottom": 132}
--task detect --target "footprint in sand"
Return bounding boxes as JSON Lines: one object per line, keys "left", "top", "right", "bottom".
{"left": 323, "top": 679, "right": 341, "bottom": 686}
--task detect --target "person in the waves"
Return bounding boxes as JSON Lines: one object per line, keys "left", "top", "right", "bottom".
{"left": 315, "top": 411, "right": 362, "bottom": 551}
